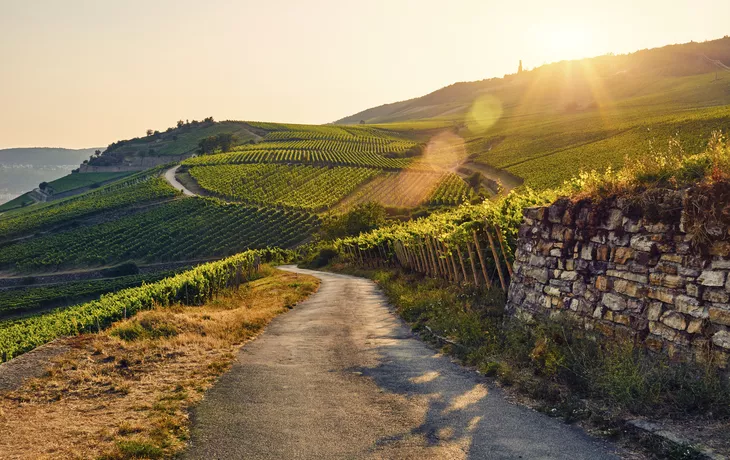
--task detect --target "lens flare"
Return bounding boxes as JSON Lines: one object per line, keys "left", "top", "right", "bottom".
{"left": 467, "top": 95, "right": 502, "bottom": 133}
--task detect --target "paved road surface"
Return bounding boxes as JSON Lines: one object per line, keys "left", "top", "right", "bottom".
{"left": 164, "top": 165, "right": 195, "bottom": 196}
{"left": 184, "top": 266, "right": 619, "bottom": 459}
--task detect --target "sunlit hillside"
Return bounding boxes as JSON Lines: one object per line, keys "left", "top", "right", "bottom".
{"left": 339, "top": 37, "right": 730, "bottom": 189}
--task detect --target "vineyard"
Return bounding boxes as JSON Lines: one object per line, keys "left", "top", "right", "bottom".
{"left": 335, "top": 189, "right": 554, "bottom": 288}
{"left": 45, "top": 171, "right": 133, "bottom": 194}
{"left": 189, "top": 164, "right": 379, "bottom": 210}
{"left": 0, "top": 249, "right": 281, "bottom": 360}
{"left": 0, "top": 176, "right": 178, "bottom": 240}
{"left": 183, "top": 148, "right": 412, "bottom": 170}
{"left": 0, "top": 197, "right": 318, "bottom": 272}
{"left": 0, "top": 270, "right": 179, "bottom": 317}
{"left": 334, "top": 171, "right": 473, "bottom": 210}
{"left": 425, "top": 173, "right": 474, "bottom": 206}
{"left": 242, "top": 139, "right": 415, "bottom": 155}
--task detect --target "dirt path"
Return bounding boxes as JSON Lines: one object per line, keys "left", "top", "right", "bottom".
{"left": 184, "top": 266, "right": 620, "bottom": 459}
{"left": 164, "top": 164, "right": 196, "bottom": 196}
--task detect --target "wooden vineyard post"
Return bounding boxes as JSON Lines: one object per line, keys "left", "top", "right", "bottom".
{"left": 444, "top": 242, "right": 458, "bottom": 283}
{"left": 419, "top": 241, "right": 429, "bottom": 276}
{"left": 449, "top": 250, "right": 460, "bottom": 284}
{"left": 436, "top": 240, "right": 447, "bottom": 280}
{"left": 418, "top": 240, "right": 429, "bottom": 275}
{"left": 472, "top": 230, "right": 492, "bottom": 289}
{"left": 495, "top": 224, "right": 513, "bottom": 277}
{"left": 427, "top": 237, "right": 440, "bottom": 278}
{"left": 456, "top": 246, "right": 469, "bottom": 284}
{"left": 486, "top": 226, "right": 507, "bottom": 291}
{"left": 466, "top": 243, "right": 480, "bottom": 286}
{"left": 410, "top": 244, "right": 421, "bottom": 273}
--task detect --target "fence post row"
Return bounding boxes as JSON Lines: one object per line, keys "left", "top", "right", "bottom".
{"left": 345, "top": 223, "right": 512, "bottom": 292}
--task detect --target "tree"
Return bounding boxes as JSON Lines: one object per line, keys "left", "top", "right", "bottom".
{"left": 177, "top": 120, "right": 185, "bottom": 128}
{"left": 197, "top": 133, "right": 238, "bottom": 154}
{"left": 94, "top": 149, "right": 101, "bottom": 157}
{"left": 38, "top": 181, "right": 48, "bottom": 191}
{"left": 203, "top": 116, "right": 214, "bottom": 123}
{"left": 146, "top": 129, "right": 154, "bottom": 136}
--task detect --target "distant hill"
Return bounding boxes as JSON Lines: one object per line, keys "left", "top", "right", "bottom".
{"left": 337, "top": 36, "right": 730, "bottom": 124}
{"left": 0, "top": 147, "right": 98, "bottom": 166}
{"left": 0, "top": 147, "right": 99, "bottom": 205}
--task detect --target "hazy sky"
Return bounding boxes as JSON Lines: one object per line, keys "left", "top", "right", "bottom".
{"left": 1, "top": 0, "right": 728, "bottom": 149}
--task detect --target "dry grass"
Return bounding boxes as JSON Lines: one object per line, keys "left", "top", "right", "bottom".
{"left": 0, "top": 267, "right": 319, "bottom": 459}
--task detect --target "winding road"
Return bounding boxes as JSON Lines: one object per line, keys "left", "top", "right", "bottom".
{"left": 164, "top": 165, "right": 196, "bottom": 196}
{"left": 184, "top": 266, "right": 620, "bottom": 459}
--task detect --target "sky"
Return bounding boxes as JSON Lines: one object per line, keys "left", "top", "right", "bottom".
{"left": 1, "top": 0, "right": 729, "bottom": 149}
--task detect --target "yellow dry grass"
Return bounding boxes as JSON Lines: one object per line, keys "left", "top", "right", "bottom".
{"left": 0, "top": 267, "right": 319, "bottom": 459}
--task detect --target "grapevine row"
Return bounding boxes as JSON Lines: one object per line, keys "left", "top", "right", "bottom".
{"left": 189, "top": 164, "right": 378, "bottom": 211}
{"left": 0, "top": 198, "right": 319, "bottom": 272}
{"left": 0, "top": 249, "right": 286, "bottom": 360}
{"left": 183, "top": 148, "right": 411, "bottom": 169}
{"left": 0, "top": 177, "right": 178, "bottom": 240}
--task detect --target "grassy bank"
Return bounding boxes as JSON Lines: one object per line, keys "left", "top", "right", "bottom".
{"left": 0, "top": 267, "right": 319, "bottom": 459}
{"left": 332, "top": 264, "right": 730, "bottom": 458}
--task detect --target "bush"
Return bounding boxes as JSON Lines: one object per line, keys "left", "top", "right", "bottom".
{"left": 320, "top": 202, "right": 387, "bottom": 239}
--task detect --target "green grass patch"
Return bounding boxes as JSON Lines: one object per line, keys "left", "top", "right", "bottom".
{"left": 350, "top": 267, "right": 730, "bottom": 422}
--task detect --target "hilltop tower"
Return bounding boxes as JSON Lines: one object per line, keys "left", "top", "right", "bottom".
{"left": 518, "top": 60, "right": 523, "bottom": 74}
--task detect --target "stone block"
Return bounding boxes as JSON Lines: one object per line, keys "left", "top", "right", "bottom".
{"left": 660, "top": 311, "right": 687, "bottom": 331}
{"left": 614, "top": 313, "right": 631, "bottom": 326}
{"left": 559, "top": 270, "right": 578, "bottom": 281}
{"left": 649, "top": 321, "right": 678, "bottom": 342}
{"left": 675, "top": 294, "right": 708, "bottom": 318}
{"left": 678, "top": 266, "right": 700, "bottom": 278}
{"left": 613, "top": 279, "right": 645, "bottom": 298}
{"left": 703, "top": 289, "right": 729, "bottom": 303}
{"left": 600, "top": 208, "right": 623, "bottom": 230}
{"left": 624, "top": 218, "right": 641, "bottom": 233}
{"left": 709, "top": 306, "right": 730, "bottom": 326}
{"left": 606, "top": 269, "right": 649, "bottom": 284}
{"left": 572, "top": 280, "right": 587, "bottom": 296}
{"left": 698, "top": 270, "right": 726, "bottom": 287}
{"left": 660, "top": 254, "right": 684, "bottom": 264}
{"left": 602, "top": 293, "right": 627, "bottom": 311}
{"left": 649, "top": 273, "right": 685, "bottom": 289}
{"left": 685, "top": 283, "right": 701, "bottom": 298}
{"left": 687, "top": 318, "right": 704, "bottom": 335}
{"left": 655, "top": 262, "right": 679, "bottom": 275}
{"left": 712, "top": 330, "right": 730, "bottom": 350}
{"left": 647, "top": 302, "right": 663, "bottom": 321}
{"left": 595, "top": 275, "right": 610, "bottom": 291}
{"left": 648, "top": 287, "right": 675, "bottom": 304}
{"left": 711, "top": 259, "right": 730, "bottom": 270}
{"left": 580, "top": 244, "right": 595, "bottom": 261}
{"left": 630, "top": 235, "right": 656, "bottom": 253}
{"left": 524, "top": 267, "right": 549, "bottom": 284}
{"left": 543, "top": 285, "right": 561, "bottom": 297}
{"left": 529, "top": 254, "right": 547, "bottom": 267}
{"left": 596, "top": 245, "right": 610, "bottom": 261}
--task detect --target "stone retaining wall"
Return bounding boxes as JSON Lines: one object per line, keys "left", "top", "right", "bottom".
{"left": 506, "top": 189, "right": 730, "bottom": 369}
